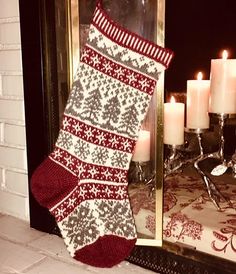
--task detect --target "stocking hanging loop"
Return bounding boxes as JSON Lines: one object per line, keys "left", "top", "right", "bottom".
{"left": 96, "top": 0, "right": 103, "bottom": 8}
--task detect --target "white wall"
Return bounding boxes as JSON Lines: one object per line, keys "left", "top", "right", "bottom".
{"left": 0, "top": 0, "right": 29, "bottom": 220}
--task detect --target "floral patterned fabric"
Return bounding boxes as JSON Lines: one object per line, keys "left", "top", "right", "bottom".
{"left": 129, "top": 172, "right": 236, "bottom": 262}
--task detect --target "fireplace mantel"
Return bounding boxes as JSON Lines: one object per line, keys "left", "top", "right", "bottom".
{"left": 19, "top": 1, "right": 236, "bottom": 273}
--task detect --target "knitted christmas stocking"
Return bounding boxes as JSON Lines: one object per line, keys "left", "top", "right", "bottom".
{"left": 31, "top": 0, "right": 173, "bottom": 268}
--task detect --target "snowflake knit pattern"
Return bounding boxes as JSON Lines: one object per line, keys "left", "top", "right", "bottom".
{"left": 31, "top": 0, "right": 173, "bottom": 268}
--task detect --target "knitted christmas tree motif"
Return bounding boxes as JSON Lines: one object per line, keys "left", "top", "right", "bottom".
{"left": 31, "top": 0, "right": 173, "bottom": 268}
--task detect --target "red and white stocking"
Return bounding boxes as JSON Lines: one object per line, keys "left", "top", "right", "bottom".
{"left": 31, "top": 0, "right": 173, "bottom": 268}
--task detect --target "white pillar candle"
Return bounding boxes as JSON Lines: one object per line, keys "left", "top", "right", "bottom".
{"left": 132, "top": 129, "right": 150, "bottom": 162}
{"left": 164, "top": 96, "right": 185, "bottom": 145}
{"left": 186, "top": 72, "right": 210, "bottom": 129}
{"left": 209, "top": 50, "right": 236, "bottom": 114}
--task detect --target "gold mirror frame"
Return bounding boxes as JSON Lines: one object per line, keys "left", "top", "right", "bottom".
{"left": 66, "top": 0, "right": 166, "bottom": 246}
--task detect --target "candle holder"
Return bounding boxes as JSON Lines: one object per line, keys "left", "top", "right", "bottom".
{"left": 229, "top": 150, "right": 236, "bottom": 178}
{"left": 128, "top": 160, "right": 156, "bottom": 196}
{"left": 204, "top": 113, "right": 236, "bottom": 175}
{"left": 163, "top": 129, "right": 208, "bottom": 179}
{"left": 185, "top": 127, "right": 209, "bottom": 156}
{"left": 164, "top": 114, "right": 236, "bottom": 210}
{"left": 164, "top": 144, "right": 186, "bottom": 177}
{"left": 184, "top": 127, "right": 226, "bottom": 209}
{"left": 163, "top": 129, "right": 209, "bottom": 177}
{"left": 192, "top": 114, "right": 236, "bottom": 210}
{"left": 210, "top": 113, "right": 236, "bottom": 177}
{"left": 209, "top": 113, "right": 229, "bottom": 161}
{"left": 128, "top": 161, "right": 151, "bottom": 183}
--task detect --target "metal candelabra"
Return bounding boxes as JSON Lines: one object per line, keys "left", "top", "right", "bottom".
{"left": 164, "top": 113, "right": 236, "bottom": 210}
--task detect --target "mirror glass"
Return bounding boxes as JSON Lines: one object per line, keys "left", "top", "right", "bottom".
{"left": 163, "top": 0, "right": 236, "bottom": 263}
{"left": 56, "top": 0, "right": 166, "bottom": 246}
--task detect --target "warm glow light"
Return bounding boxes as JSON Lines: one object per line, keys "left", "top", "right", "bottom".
{"left": 197, "top": 72, "right": 203, "bottom": 80}
{"left": 170, "top": 96, "right": 176, "bottom": 103}
{"left": 222, "top": 50, "right": 228, "bottom": 60}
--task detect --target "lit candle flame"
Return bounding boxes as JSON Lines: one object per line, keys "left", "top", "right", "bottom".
{"left": 222, "top": 50, "right": 228, "bottom": 60}
{"left": 170, "top": 96, "right": 176, "bottom": 103}
{"left": 197, "top": 72, "right": 203, "bottom": 80}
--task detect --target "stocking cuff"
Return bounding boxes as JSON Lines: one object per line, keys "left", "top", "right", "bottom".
{"left": 92, "top": 5, "right": 173, "bottom": 69}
